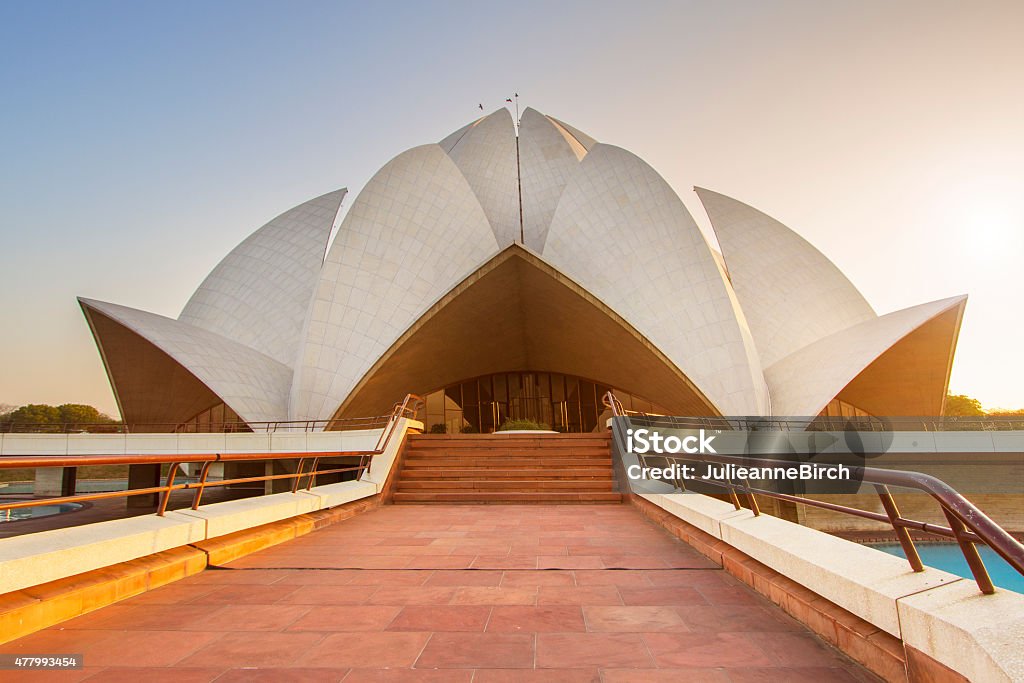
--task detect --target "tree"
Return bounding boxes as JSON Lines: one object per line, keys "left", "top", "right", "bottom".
{"left": 57, "top": 404, "right": 116, "bottom": 426}
{"left": 0, "top": 403, "right": 118, "bottom": 431}
{"left": 944, "top": 394, "right": 985, "bottom": 416}
{"left": 4, "top": 404, "right": 62, "bottom": 425}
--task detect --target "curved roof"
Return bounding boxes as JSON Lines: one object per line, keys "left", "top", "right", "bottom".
{"left": 695, "top": 188, "right": 875, "bottom": 369}
{"left": 289, "top": 144, "right": 500, "bottom": 421}
{"left": 79, "top": 106, "right": 966, "bottom": 426}
{"left": 765, "top": 295, "right": 967, "bottom": 417}
{"left": 542, "top": 144, "right": 769, "bottom": 416}
{"left": 179, "top": 188, "right": 346, "bottom": 367}
{"left": 81, "top": 298, "right": 292, "bottom": 425}
{"left": 517, "top": 107, "right": 584, "bottom": 252}
{"left": 443, "top": 108, "right": 521, "bottom": 247}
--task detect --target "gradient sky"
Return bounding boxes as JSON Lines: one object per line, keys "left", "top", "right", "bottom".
{"left": 1, "top": 0, "right": 1022, "bottom": 417}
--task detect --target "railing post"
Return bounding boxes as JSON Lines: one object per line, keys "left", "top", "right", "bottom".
{"left": 157, "top": 463, "right": 181, "bottom": 516}
{"left": 874, "top": 484, "right": 924, "bottom": 572}
{"left": 305, "top": 457, "right": 320, "bottom": 491}
{"left": 291, "top": 458, "right": 307, "bottom": 493}
{"left": 191, "top": 460, "right": 214, "bottom": 510}
{"left": 942, "top": 506, "right": 995, "bottom": 594}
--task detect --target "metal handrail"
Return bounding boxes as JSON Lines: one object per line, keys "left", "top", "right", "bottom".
{"left": 600, "top": 411, "right": 1024, "bottom": 433}
{"left": 0, "top": 394, "right": 423, "bottom": 519}
{"left": 602, "top": 391, "right": 1024, "bottom": 594}
{"left": 0, "top": 412, "right": 400, "bottom": 434}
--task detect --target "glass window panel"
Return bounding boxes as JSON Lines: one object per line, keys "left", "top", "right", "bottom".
{"left": 445, "top": 385, "right": 462, "bottom": 409}
{"left": 551, "top": 374, "right": 565, "bottom": 402}
{"left": 492, "top": 374, "right": 507, "bottom": 404}
{"left": 462, "top": 381, "right": 478, "bottom": 404}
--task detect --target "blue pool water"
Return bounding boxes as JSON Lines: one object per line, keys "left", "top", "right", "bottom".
{"left": 0, "top": 503, "right": 83, "bottom": 523}
{"left": 872, "top": 543, "right": 1024, "bottom": 594}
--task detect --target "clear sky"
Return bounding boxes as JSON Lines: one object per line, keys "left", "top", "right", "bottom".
{"left": 1, "top": 0, "right": 1021, "bottom": 416}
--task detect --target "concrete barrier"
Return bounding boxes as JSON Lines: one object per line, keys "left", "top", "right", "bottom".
{"left": 640, "top": 491, "right": 1024, "bottom": 682}
{"left": 0, "top": 418, "right": 420, "bottom": 596}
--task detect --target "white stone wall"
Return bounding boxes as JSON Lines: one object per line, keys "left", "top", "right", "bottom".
{"left": 517, "top": 108, "right": 583, "bottom": 252}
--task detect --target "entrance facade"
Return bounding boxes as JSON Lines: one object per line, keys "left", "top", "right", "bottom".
{"left": 422, "top": 371, "right": 669, "bottom": 434}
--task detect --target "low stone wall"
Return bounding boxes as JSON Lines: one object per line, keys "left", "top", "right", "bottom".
{"left": 634, "top": 491, "right": 1024, "bottom": 682}
{"left": 0, "top": 418, "right": 420, "bottom": 643}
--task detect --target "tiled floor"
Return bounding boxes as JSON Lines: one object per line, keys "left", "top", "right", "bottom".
{"left": 0, "top": 505, "right": 878, "bottom": 681}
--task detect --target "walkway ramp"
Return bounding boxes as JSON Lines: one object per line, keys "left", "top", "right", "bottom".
{"left": 0, "top": 504, "right": 874, "bottom": 680}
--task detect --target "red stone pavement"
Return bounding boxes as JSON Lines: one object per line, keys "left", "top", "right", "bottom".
{"left": 0, "top": 504, "right": 879, "bottom": 681}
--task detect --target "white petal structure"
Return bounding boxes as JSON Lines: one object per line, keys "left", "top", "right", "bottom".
{"left": 179, "top": 189, "right": 346, "bottom": 367}
{"left": 695, "top": 188, "right": 875, "bottom": 369}
{"left": 542, "top": 144, "right": 769, "bottom": 416}
{"left": 765, "top": 296, "right": 967, "bottom": 417}
{"left": 289, "top": 144, "right": 500, "bottom": 422}
{"left": 79, "top": 107, "right": 967, "bottom": 430}
{"left": 518, "top": 107, "right": 585, "bottom": 251}
{"left": 444, "top": 109, "right": 521, "bottom": 247}
{"left": 80, "top": 298, "right": 292, "bottom": 427}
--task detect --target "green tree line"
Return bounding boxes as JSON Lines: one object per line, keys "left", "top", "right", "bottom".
{"left": 0, "top": 403, "right": 120, "bottom": 429}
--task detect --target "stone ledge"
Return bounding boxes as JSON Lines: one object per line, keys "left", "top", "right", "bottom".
{"left": 631, "top": 493, "right": 956, "bottom": 682}
{"left": 0, "top": 511, "right": 206, "bottom": 595}
{"left": 898, "top": 579, "right": 1024, "bottom": 682}
{"left": 0, "top": 545, "right": 206, "bottom": 644}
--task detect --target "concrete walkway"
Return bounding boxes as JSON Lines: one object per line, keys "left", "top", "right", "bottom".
{"left": 0, "top": 505, "right": 877, "bottom": 681}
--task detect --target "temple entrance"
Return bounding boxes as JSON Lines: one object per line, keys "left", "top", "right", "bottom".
{"left": 421, "top": 371, "right": 668, "bottom": 434}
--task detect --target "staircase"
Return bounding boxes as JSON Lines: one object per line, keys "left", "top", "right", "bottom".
{"left": 392, "top": 432, "right": 621, "bottom": 504}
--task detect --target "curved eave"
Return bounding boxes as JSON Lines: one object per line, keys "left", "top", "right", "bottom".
{"left": 330, "top": 245, "right": 721, "bottom": 421}
{"left": 765, "top": 295, "right": 967, "bottom": 417}
{"left": 80, "top": 298, "right": 292, "bottom": 428}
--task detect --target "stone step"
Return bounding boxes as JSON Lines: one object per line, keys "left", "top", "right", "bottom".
{"left": 399, "top": 468, "right": 613, "bottom": 480}
{"left": 396, "top": 480, "right": 615, "bottom": 491}
{"left": 392, "top": 491, "right": 623, "bottom": 504}
{"left": 404, "top": 447, "right": 612, "bottom": 457}
{"left": 402, "top": 457, "right": 612, "bottom": 469}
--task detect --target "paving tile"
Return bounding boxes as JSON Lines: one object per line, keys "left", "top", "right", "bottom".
{"left": 178, "top": 631, "right": 323, "bottom": 668}
{"left": 449, "top": 587, "right": 538, "bottom": 605}
{"left": 277, "top": 584, "right": 376, "bottom": 605}
{"left": 387, "top": 605, "right": 491, "bottom": 631}
{"left": 415, "top": 633, "right": 534, "bottom": 669}
{"left": 187, "top": 604, "right": 311, "bottom": 631}
{"left": 583, "top": 606, "right": 689, "bottom": 632}
{"left": 601, "top": 668, "right": 729, "bottom": 682}
{"left": 286, "top": 605, "right": 402, "bottom": 631}
{"left": 726, "top": 667, "right": 865, "bottom": 683}
{"left": 472, "top": 669, "right": 601, "bottom": 682}
{"left": 424, "top": 570, "right": 503, "bottom": 586}
{"left": 499, "top": 570, "right": 576, "bottom": 588}
{"left": 486, "top": 605, "right": 586, "bottom": 632}
{"left": 536, "top": 556, "right": 605, "bottom": 569}
{"left": 536, "top": 586, "right": 623, "bottom": 605}
{"left": 79, "top": 668, "right": 225, "bottom": 682}
{"left": 535, "top": 633, "right": 654, "bottom": 668}
{"left": 368, "top": 586, "right": 459, "bottom": 604}
{"left": 618, "top": 586, "right": 708, "bottom": 606}
{"left": 643, "top": 632, "right": 775, "bottom": 668}
{"left": 214, "top": 669, "right": 348, "bottom": 682}
{"left": 296, "top": 632, "right": 430, "bottom": 668}
{"left": 85, "top": 630, "right": 224, "bottom": 667}
{"left": 676, "top": 604, "right": 802, "bottom": 632}
{"left": 342, "top": 670, "right": 473, "bottom": 682}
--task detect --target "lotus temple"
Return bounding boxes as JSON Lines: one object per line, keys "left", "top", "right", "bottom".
{"left": 78, "top": 107, "right": 966, "bottom": 432}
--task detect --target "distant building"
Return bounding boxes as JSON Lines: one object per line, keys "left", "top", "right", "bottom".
{"left": 79, "top": 108, "right": 965, "bottom": 432}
